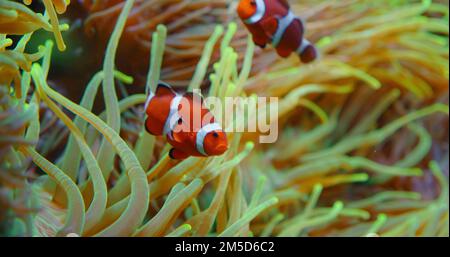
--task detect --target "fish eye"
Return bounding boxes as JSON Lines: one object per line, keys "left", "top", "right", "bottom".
{"left": 250, "top": 0, "right": 256, "bottom": 6}
{"left": 178, "top": 118, "right": 183, "bottom": 125}
{"left": 212, "top": 132, "right": 219, "bottom": 138}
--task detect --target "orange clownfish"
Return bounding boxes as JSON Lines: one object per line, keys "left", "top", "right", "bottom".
{"left": 237, "top": 0, "right": 318, "bottom": 63}
{"left": 144, "top": 82, "right": 228, "bottom": 160}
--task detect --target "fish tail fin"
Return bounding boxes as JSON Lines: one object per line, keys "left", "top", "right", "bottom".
{"left": 297, "top": 39, "right": 318, "bottom": 63}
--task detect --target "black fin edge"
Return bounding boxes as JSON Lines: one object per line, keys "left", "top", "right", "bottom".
{"left": 155, "top": 81, "right": 176, "bottom": 95}
{"left": 169, "top": 148, "right": 176, "bottom": 160}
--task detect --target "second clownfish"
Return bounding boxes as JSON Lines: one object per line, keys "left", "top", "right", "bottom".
{"left": 237, "top": 0, "right": 318, "bottom": 63}
{"left": 144, "top": 83, "right": 228, "bottom": 160}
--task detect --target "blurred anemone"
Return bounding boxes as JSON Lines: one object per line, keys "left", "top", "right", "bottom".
{"left": 1, "top": 0, "right": 69, "bottom": 236}
{"left": 77, "top": 0, "right": 231, "bottom": 86}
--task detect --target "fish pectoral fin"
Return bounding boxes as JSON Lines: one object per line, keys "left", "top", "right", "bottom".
{"left": 252, "top": 35, "right": 267, "bottom": 49}
{"left": 260, "top": 16, "right": 279, "bottom": 40}
{"left": 171, "top": 130, "right": 187, "bottom": 144}
{"left": 169, "top": 148, "right": 190, "bottom": 160}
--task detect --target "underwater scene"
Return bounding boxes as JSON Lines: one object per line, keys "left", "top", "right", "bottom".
{"left": 0, "top": 0, "right": 449, "bottom": 237}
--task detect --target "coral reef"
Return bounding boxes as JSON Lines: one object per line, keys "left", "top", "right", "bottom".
{"left": 0, "top": 0, "right": 448, "bottom": 237}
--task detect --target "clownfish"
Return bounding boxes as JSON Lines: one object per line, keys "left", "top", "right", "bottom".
{"left": 237, "top": 0, "right": 318, "bottom": 63}
{"left": 144, "top": 82, "right": 228, "bottom": 160}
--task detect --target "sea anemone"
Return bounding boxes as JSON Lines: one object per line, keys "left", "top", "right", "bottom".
{"left": 0, "top": 0, "right": 68, "bottom": 236}
{"left": 0, "top": 0, "right": 448, "bottom": 237}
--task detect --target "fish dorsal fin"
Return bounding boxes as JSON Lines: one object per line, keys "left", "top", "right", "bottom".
{"left": 183, "top": 91, "right": 204, "bottom": 104}
{"left": 278, "top": 0, "right": 290, "bottom": 9}
{"left": 155, "top": 82, "right": 176, "bottom": 97}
